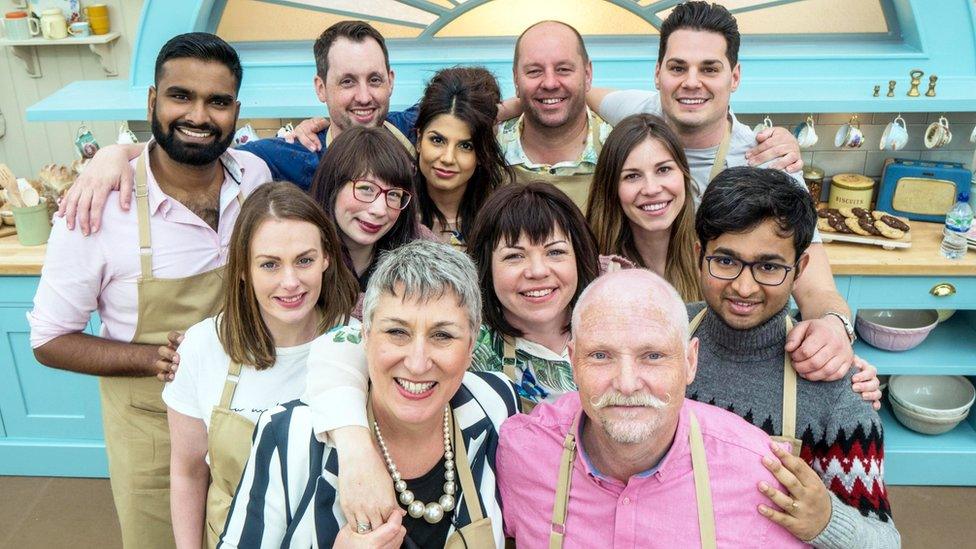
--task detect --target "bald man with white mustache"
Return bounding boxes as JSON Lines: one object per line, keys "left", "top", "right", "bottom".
{"left": 496, "top": 269, "right": 808, "bottom": 548}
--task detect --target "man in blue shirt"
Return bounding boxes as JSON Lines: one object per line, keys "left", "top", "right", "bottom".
{"left": 244, "top": 20, "right": 418, "bottom": 190}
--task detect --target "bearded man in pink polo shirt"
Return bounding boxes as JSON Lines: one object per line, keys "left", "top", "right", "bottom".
{"left": 497, "top": 269, "right": 807, "bottom": 548}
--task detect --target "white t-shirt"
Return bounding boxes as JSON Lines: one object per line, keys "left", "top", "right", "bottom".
{"left": 598, "top": 89, "right": 819, "bottom": 242}
{"left": 163, "top": 315, "right": 315, "bottom": 429}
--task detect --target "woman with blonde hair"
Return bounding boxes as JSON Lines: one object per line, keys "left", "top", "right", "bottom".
{"left": 162, "top": 182, "right": 358, "bottom": 548}
{"left": 586, "top": 113, "right": 701, "bottom": 301}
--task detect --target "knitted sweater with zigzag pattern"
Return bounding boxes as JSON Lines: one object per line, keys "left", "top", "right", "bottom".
{"left": 685, "top": 302, "right": 899, "bottom": 549}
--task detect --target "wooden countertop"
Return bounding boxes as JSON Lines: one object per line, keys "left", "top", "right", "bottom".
{"left": 823, "top": 221, "right": 976, "bottom": 276}
{"left": 0, "top": 233, "right": 46, "bottom": 275}
{"left": 1, "top": 222, "right": 974, "bottom": 277}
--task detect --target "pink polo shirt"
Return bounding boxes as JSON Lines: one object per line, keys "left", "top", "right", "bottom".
{"left": 497, "top": 393, "right": 809, "bottom": 548}
{"left": 29, "top": 144, "right": 272, "bottom": 348}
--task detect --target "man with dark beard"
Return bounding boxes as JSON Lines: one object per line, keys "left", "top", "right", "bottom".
{"left": 29, "top": 33, "right": 271, "bottom": 549}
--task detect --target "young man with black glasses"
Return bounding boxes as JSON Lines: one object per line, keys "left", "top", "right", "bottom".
{"left": 685, "top": 166, "right": 899, "bottom": 548}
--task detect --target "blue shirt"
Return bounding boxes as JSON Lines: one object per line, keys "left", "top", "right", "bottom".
{"left": 239, "top": 105, "right": 419, "bottom": 191}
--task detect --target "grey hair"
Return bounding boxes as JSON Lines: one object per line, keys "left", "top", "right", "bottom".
{"left": 362, "top": 240, "right": 482, "bottom": 332}
{"left": 571, "top": 269, "right": 689, "bottom": 345}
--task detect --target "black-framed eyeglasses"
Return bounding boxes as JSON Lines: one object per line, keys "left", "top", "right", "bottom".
{"left": 704, "top": 255, "right": 797, "bottom": 287}
{"left": 349, "top": 180, "right": 412, "bottom": 210}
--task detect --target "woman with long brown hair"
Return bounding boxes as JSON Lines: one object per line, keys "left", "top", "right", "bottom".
{"left": 586, "top": 113, "right": 702, "bottom": 301}
{"left": 162, "top": 182, "right": 358, "bottom": 548}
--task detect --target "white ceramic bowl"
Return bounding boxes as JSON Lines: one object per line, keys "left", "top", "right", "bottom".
{"left": 890, "top": 398, "right": 968, "bottom": 435}
{"left": 888, "top": 375, "right": 975, "bottom": 418}
{"left": 855, "top": 309, "right": 939, "bottom": 351}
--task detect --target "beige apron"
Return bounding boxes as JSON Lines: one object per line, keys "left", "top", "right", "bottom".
{"left": 689, "top": 309, "right": 802, "bottom": 456}
{"left": 707, "top": 119, "right": 733, "bottom": 184}
{"left": 511, "top": 119, "right": 604, "bottom": 210}
{"left": 325, "top": 120, "right": 417, "bottom": 156}
{"left": 204, "top": 360, "right": 258, "bottom": 548}
{"left": 99, "top": 152, "right": 231, "bottom": 548}
{"left": 547, "top": 412, "right": 717, "bottom": 549}
{"left": 367, "top": 398, "right": 496, "bottom": 548}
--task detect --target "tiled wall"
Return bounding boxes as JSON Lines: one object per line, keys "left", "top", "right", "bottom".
{"left": 737, "top": 112, "right": 976, "bottom": 179}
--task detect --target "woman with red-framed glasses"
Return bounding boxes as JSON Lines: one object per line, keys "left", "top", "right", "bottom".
{"left": 310, "top": 126, "right": 433, "bottom": 297}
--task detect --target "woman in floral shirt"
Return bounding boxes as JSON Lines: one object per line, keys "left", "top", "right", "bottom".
{"left": 465, "top": 182, "right": 630, "bottom": 406}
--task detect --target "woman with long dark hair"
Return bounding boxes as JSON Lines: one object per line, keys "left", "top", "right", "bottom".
{"left": 413, "top": 67, "right": 511, "bottom": 248}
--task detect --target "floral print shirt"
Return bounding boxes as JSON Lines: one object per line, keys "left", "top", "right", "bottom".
{"left": 470, "top": 324, "right": 576, "bottom": 404}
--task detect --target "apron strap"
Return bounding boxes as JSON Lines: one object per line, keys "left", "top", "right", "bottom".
{"left": 217, "top": 360, "right": 244, "bottom": 410}
{"left": 502, "top": 335, "right": 518, "bottom": 382}
{"left": 588, "top": 113, "right": 604, "bottom": 157}
{"left": 451, "top": 409, "right": 484, "bottom": 523}
{"left": 688, "top": 308, "right": 708, "bottom": 336}
{"left": 707, "top": 119, "right": 733, "bottom": 183}
{"left": 547, "top": 415, "right": 579, "bottom": 549}
{"left": 689, "top": 412, "right": 718, "bottom": 549}
{"left": 383, "top": 121, "right": 417, "bottom": 156}
{"left": 781, "top": 317, "right": 798, "bottom": 442}
{"left": 134, "top": 153, "right": 153, "bottom": 280}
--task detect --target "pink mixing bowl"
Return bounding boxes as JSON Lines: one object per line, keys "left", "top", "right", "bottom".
{"left": 855, "top": 309, "right": 939, "bottom": 351}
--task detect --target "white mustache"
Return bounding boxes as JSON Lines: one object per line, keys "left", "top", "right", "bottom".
{"left": 590, "top": 391, "right": 671, "bottom": 409}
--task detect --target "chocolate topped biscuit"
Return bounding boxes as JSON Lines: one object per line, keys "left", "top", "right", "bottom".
{"left": 879, "top": 215, "right": 910, "bottom": 232}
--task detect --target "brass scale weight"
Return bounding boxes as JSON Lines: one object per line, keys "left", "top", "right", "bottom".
{"left": 878, "top": 69, "right": 937, "bottom": 97}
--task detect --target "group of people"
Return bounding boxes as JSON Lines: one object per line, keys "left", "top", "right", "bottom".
{"left": 27, "top": 2, "right": 898, "bottom": 548}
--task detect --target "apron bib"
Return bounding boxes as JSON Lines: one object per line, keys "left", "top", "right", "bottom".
{"left": 511, "top": 119, "right": 604, "bottom": 211}
{"left": 689, "top": 310, "right": 802, "bottom": 456}
{"left": 100, "top": 151, "right": 233, "bottom": 548}
{"left": 367, "top": 396, "right": 497, "bottom": 548}
{"left": 547, "top": 412, "right": 717, "bottom": 549}
{"left": 205, "top": 360, "right": 258, "bottom": 548}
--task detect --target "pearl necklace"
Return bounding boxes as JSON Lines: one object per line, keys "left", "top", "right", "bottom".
{"left": 373, "top": 406, "right": 457, "bottom": 524}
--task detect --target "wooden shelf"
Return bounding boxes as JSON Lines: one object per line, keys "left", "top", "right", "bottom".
{"left": 856, "top": 312, "right": 976, "bottom": 375}
{"left": 0, "top": 32, "right": 120, "bottom": 78}
{"left": 880, "top": 403, "right": 976, "bottom": 486}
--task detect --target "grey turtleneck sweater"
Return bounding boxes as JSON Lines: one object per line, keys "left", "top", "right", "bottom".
{"left": 685, "top": 302, "right": 900, "bottom": 549}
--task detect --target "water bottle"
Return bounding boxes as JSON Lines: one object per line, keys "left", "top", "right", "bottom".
{"left": 940, "top": 191, "right": 973, "bottom": 259}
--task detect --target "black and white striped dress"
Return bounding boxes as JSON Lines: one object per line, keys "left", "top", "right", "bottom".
{"left": 217, "top": 371, "right": 518, "bottom": 548}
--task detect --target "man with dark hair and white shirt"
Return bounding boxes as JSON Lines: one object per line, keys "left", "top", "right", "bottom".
{"left": 587, "top": 1, "right": 858, "bottom": 384}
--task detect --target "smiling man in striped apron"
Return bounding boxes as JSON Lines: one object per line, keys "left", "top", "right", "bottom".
{"left": 497, "top": 269, "right": 806, "bottom": 548}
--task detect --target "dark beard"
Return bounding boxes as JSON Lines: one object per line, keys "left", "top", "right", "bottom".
{"left": 151, "top": 108, "right": 234, "bottom": 167}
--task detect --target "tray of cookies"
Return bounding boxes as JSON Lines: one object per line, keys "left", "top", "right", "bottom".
{"left": 816, "top": 206, "right": 911, "bottom": 250}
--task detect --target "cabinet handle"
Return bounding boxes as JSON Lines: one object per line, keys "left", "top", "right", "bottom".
{"left": 930, "top": 283, "right": 956, "bottom": 297}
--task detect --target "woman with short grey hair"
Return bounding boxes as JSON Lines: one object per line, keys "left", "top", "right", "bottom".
{"left": 361, "top": 240, "right": 482, "bottom": 333}
{"left": 220, "top": 241, "right": 517, "bottom": 548}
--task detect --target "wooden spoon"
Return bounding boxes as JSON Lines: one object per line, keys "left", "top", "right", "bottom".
{"left": 0, "top": 164, "right": 24, "bottom": 208}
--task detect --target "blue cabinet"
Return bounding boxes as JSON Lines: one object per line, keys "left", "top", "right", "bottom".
{"left": 836, "top": 275, "right": 976, "bottom": 486}
{"left": 0, "top": 276, "right": 107, "bottom": 477}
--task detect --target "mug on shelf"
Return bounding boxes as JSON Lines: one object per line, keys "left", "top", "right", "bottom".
{"left": 68, "top": 21, "right": 90, "bottom": 37}
{"left": 84, "top": 4, "right": 110, "bottom": 35}
{"left": 752, "top": 115, "right": 773, "bottom": 135}
{"left": 834, "top": 115, "right": 864, "bottom": 149}
{"left": 2, "top": 10, "right": 39, "bottom": 40}
{"left": 880, "top": 115, "right": 909, "bottom": 151}
{"left": 40, "top": 8, "right": 67, "bottom": 39}
{"left": 924, "top": 116, "right": 952, "bottom": 149}
{"left": 793, "top": 115, "right": 818, "bottom": 148}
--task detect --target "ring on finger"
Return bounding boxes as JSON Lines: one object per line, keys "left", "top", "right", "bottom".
{"left": 356, "top": 522, "right": 371, "bottom": 534}
{"left": 790, "top": 500, "right": 799, "bottom": 512}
